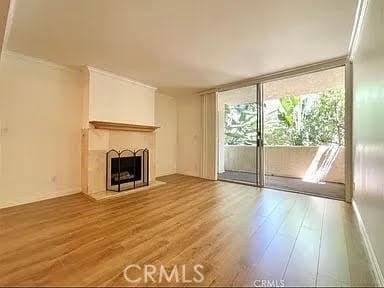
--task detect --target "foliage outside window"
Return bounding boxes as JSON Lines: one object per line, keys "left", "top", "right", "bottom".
{"left": 225, "top": 102, "right": 258, "bottom": 145}
{"left": 224, "top": 88, "right": 345, "bottom": 146}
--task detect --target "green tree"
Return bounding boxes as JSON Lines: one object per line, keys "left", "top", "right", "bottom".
{"left": 277, "top": 95, "right": 306, "bottom": 145}
{"left": 304, "top": 89, "right": 345, "bottom": 145}
{"left": 224, "top": 88, "right": 345, "bottom": 146}
{"left": 224, "top": 103, "right": 257, "bottom": 145}
{"left": 265, "top": 89, "right": 345, "bottom": 146}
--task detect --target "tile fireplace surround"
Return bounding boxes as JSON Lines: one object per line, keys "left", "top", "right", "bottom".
{"left": 81, "top": 122, "right": 164, "bottom": 200}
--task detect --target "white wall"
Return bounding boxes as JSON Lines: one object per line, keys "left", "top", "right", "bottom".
{"left": 0, "top": 52, "right": 83, "bottom": 208}
{"left": 176, "top": 95, "right": 202, "bottom": 177}
{"left": 155, "top": 92, "right": 177, "bottom": 177}
{"left": 353, "top": 0, "right": 384, "bottom": 282}
{"left": 88, "top": 67, "right": 156, "bottom": 126}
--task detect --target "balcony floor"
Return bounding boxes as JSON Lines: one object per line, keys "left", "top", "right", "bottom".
{"left": 218, "top": 170, "right": 345, "bottom": 200}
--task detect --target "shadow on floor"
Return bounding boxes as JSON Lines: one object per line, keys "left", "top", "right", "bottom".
{"left": 218, "top": 170, "right": 345, "bottom": 200}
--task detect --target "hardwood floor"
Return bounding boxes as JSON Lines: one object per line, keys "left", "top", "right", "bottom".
{"left": 0, "top": 175, "right": 375, "bottom": 287}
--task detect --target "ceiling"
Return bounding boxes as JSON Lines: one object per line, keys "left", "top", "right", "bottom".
{"left": 7, "top": 0, "right": 357, "bottom": 96}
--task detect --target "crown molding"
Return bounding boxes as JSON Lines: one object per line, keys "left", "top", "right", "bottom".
{"left": 1, "top": 50, "right": 82, "bottom": 72}
{"left": 86, "top": 66, "right": 157, "bottom": 90}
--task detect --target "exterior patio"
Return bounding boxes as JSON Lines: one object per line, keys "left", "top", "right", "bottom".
{"left": 219, "top": 145, "right": 345, "bottom": 200}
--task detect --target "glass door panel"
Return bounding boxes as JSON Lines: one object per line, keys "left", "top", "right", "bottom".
{"left": 217, "top": 85, "right": 262, "bottom": 186}
{"left": 262, "top": 66, "right": 346, "bottom": 199}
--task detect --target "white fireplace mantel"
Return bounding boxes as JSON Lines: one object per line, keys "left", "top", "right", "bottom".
{"left": 90, "top": 121, "right": 160, "bottom": 132}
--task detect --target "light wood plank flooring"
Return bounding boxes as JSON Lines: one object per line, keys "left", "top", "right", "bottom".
{"left": 0, "top": 174, "right": 375, "bottom": 287}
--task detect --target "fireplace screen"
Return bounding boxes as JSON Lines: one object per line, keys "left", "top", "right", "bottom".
{"left": 106, "top": 149, "right": 149, "bottom": 192}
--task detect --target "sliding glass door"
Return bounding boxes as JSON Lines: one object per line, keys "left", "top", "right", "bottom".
{"left": 217, "top": 84, "right": 263, "bottom": 186}
{"left": 216, "top": 64, "right": 347, "bottom": 201}
{"left": 262, "top": 66, "right": 346, "bottom": 199}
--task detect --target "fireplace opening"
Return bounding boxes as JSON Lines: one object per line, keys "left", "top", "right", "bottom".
{"left": 106, "top": 149, "right": 149, "bottom": 192}
{"left": 110, "top": 156, "right": 142, "bottom": 185}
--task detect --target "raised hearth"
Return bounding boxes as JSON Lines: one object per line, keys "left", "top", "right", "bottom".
{"left": 84, "top": 180, "right": 166, "bottom": 201}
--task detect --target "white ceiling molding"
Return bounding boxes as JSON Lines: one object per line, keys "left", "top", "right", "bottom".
{"left": 2, "top": 50, "right": 81, "bottom": 73}
{"left": 87, "top": 66, "right": 157, "bottom": 91}
{"left": 348, "top": 0, "right": 369, "bottom": 60}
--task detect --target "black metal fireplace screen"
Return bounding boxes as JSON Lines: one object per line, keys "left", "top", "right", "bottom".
{"left": 106, "top": 149, "right": 149, "bottom": 192}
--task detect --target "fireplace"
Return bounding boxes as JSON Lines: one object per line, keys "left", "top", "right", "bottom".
{"left": 110, "top": 156, "right": 142, "bottom": 185}
{"left": 106, "top": 149, "right": 149, "bottom": 192}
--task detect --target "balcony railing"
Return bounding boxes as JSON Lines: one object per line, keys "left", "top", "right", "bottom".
{"left": 223, "top": 145, "right": 345, "bottom": 184}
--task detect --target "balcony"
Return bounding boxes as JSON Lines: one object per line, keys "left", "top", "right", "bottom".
{"left": 218, "top": 145, "right": 345, "bottom": 199}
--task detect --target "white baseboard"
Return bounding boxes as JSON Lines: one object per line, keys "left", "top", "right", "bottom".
{"left": 352, "top": 200, "right": 384, "bottom": 287}
{"left": 0, "top": 187, "right": 81, "bottom": 209}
